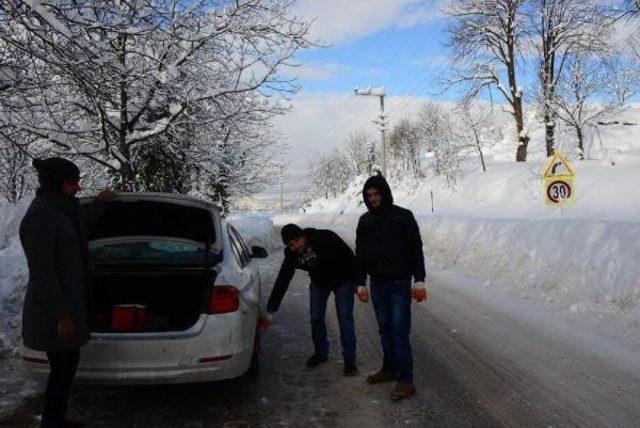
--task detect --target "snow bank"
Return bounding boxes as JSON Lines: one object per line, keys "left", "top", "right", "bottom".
{"left": 276, "top": 211, "right": 640, "bottom": 344}
{"left": 0, "top": 199, "right": 30, "bottom": 351}
{"left": 227, "top": 213, "right": 281, "bottom": 251}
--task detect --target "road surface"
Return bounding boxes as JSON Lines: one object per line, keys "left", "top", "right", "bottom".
{"left": 2, "top": 248, "right": 640, "bottom": 427}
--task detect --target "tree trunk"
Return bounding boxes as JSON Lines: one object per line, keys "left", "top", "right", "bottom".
{"left": 576, "top": 126, "right": 585, "bottom": 160}
{"left": 545, "top": 110, "right": 556, "bottom": 157}
{"left": 471, "top": 125, "right": 487, "bottom": 172}
{"left": 514, "top": 95, "right": 529, "bottom": 162}
{"left": 506, "top": 2, "right": 528, "bottom": 162}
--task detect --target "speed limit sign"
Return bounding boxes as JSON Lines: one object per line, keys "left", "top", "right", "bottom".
{"left": 542, "top": 152, "right": 575, "bottom": 207}
{"left": 546, "top": 180, "right": 572, "bottom": 203}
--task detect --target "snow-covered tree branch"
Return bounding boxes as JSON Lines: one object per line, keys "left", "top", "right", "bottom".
{"left": 0, "top": 0, "right": 313, "bottom": 191}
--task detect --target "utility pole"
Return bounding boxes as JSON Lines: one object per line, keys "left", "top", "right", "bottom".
{"left": 355, "top": 87, "right": 387, "bottom": 176}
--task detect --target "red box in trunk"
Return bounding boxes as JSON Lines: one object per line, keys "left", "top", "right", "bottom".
{"left": 111, "top": 304, "right": 146, "bottom": 331}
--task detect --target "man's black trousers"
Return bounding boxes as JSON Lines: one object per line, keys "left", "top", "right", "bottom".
{"left": 42, "top": 348, "right": 80, "bottom": 427}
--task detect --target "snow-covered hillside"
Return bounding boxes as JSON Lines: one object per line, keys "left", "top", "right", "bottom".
{"left": 289, "top": 107, "right": 640, "bottom": 346}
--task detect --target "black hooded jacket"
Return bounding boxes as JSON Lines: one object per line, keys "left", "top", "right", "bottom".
{"left": 355, "top": 175, "right": 426, "bottom": 285}
{"left": 266, "top": 228, "right": 355, "bottom": 313}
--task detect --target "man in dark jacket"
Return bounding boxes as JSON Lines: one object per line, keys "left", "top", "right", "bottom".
{"left": 355, "top": 174, "right": 427, "bottom": 400}
{"left": 260, "top": 224, "right": 358, "bottom": 376}
{"left": 20, "top": 157, "right": 113, "bottom": 428}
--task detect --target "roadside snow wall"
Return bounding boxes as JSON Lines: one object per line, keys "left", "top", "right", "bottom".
{"left": 276, "top": 212, "right": 640, "bottom": 341}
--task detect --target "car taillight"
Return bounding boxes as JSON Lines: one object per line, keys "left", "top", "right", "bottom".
{"left": 208, "top": 285, "right": 239, "bottom": 314}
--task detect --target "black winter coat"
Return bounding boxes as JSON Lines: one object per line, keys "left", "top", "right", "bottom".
{"left": 355, "top": 175, "right": 426, "bottom": 285}
{"left": 20, "top": 192, "right": 104, "bottom": 351}
{"left": 266, "top": 228, "right": 355, "bottom": 313}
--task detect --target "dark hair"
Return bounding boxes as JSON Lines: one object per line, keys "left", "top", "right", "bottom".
{"left": 281, "top": 223, "right": 304, "bottom": 245}
{"left": 33, "top": 157, "right": 80, "bottom": 194}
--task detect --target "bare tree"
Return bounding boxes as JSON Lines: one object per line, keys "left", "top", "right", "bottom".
{"left": 0, "top": 0, "right": 312, "bottom": 189}
{"left": 446, "top": 0, "right": 530, "bottom": 162}
{"left": 310, "top": 149, "right": 353, "bottom": 199}
{"left": 555, "top": 54, "right": 618, "bottom": 159}
{"left": 344, "top": 132, "right": 376, "bottom": 176}
{"left": 604, "top": 54, "right": 640, "bottom": 106}
{"left": 417, "top": 102, "right": 460, "bottom": 186}
{"left": 0, "top": 134, "right": 33, "bottom": 203}
{"left": 388, "top": 119, "right": 423, "bottom": 178}
{"left": 454, "top": 101, "right": 502, "bottom": 172}
{"left": 527, "top": 0, "right": 613, "bottom": 157}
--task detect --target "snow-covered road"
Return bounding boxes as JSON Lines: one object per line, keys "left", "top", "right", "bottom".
{"left": 3, "top": 244, "right": 639, "bottom": 427}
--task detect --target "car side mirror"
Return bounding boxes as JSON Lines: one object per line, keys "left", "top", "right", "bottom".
{"left": 251, "top": 246, "right": 268, "bottom": 259}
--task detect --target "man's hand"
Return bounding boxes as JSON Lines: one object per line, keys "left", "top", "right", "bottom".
{"left": 57, "top": 316, "right": 77, "bottom": 343}
{"left": 412, "top": 282, "right": 428, "bottom": 303}
{"left": 257, "top": 313, "right": 273, "bottom": 331}
{"left": 97, "top": 189, "right": 116, "bottom": 202}
{"left": 356, "top": 286, "right": 370, "bottom": 303}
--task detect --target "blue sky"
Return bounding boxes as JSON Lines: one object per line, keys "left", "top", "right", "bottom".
{"left": 293, "top": 20, "right": 453, "bottom": 98}
{"left": 272, "top": 0, "right": 455, "bottom": 186}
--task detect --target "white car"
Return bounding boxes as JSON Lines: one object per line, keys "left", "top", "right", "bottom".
{"left": 21, "top": 193, "right": 266, "bottom": 384}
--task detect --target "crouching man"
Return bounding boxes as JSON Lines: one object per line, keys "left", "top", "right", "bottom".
{"left": 355, "top": 174, "right": 427, "bottom": 400}
{"left": 260, "top": 224, "right": 358, "bottom": 376}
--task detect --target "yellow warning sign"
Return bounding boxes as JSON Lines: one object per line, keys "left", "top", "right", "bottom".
{"left": 542, "top": 152, "right": 575, "bottom": 207}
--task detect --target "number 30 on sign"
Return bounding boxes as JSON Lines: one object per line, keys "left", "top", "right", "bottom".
{"left": 545, "top": 178, "right": 573, "bottom": 205}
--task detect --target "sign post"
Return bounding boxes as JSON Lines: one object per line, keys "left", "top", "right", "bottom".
{"left": 542, "top": 152, "right": 576, "bottom": 207}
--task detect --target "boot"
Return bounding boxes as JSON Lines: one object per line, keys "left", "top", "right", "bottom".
{"left": 343, "top": 359, "right": 358, "bottom": 376}
{"left": 366, "top": 370, "right": 397, "bottom": 384}
{"left": 390, "top": 382, "right": 416, "bottom": 400}
{"left": 306, "top": 353, "right": 328, "bottom": 368}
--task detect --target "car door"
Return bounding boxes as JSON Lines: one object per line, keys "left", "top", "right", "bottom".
{"left": 227, "top": 225, "right": 259, "bottom": 316}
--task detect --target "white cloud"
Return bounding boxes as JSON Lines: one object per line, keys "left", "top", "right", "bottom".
{"left": 287, "top": 62, "right": 355, "bottom": 81}
{"left": 285, "top": 61, "right": 382, "bottom": 82}
{"left": 295, "top": 0, "right": 443, "bottom": 44}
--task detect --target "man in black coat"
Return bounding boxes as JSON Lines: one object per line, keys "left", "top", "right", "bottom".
{"left": 260, "top": 224, "right": 358, "bottom": 376}
{"left": 20, "top": 157, "right": 113, "bottom": 428}
{"left": 355, "top": 174, "right": 427, "bottom": 400}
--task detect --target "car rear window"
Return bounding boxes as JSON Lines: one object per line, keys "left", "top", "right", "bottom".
{"left": 89, "top": 239, "right": 211, "bottom": 267}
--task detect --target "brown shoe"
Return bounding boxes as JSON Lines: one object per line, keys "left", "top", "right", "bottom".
{"left": 390, "top": 382, "right": 416, "bottom": 400}
{"left": 366, "top": 370, "right": 397, "bottom": 384}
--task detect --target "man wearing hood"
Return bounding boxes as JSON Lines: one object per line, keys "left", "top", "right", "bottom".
{"left": 20, "top": 157, "right": 113, "bottom": 428}
{"left": 260, "top": 224, "right": 358, "bottom": 376}
{"left": 355, "top": 174, "right": 427, "bottom": 400}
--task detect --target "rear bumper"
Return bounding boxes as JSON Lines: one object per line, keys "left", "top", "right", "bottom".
{"left": 23, "top": 349, "right": 251, "bottom": 385}
{"left": 22, "top": 312, "right": 256, "bottom": 385}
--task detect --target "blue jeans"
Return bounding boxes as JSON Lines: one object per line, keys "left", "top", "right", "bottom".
{"left": 371, "top": 278, "right": 413, "bottom": 382}
{"left": 309, "top": 282, "right": 356, "bottom": 361}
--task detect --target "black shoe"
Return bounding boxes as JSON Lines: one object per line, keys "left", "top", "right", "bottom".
{"left": 344, "top": 359, "right": 358, "bottom": 376}
{"left": 306, "top": 354, "right": 328, "bottom": 368}
{"left": 63, "top": 420, "right": 85, "bottom": 428}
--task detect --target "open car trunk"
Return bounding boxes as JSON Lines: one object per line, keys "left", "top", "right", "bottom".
{"left": 82, "top": 195, "right": 222, "bottom": 333}
{"left": 91, "top": 270, "right": 215, "bottom": 333}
